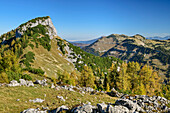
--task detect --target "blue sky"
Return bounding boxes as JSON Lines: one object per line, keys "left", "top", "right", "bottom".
{"left": 0, "top": 0, "right": 170, "bottom": 40}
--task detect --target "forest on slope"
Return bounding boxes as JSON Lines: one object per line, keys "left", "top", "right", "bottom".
{"left": 83, "top": 34, "right": 170, "bottom": 83}
{"left": 0, "top": 16, "right": 169, "bottom": 99}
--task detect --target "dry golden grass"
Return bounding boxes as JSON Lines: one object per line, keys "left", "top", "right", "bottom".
{"left": 0, "top": 86, "right": 117, "bottom": 113}
{"left": 22, "top": 39, "right": 79, "bottom": 79}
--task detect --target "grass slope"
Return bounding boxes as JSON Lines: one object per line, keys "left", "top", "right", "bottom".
{"left": 23, "top": 38, "right": 78, "bottom": 78}
{"left": 0, "top": 86, "right": 117, "bottom": 113}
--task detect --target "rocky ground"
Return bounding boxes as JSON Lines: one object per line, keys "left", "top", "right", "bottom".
{"left": 0, "top": 79, "right": 169, "bottom": 113}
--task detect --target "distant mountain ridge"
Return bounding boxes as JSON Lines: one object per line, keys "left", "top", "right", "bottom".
{"left": 146, "top": 36, "right": 170, "bottom": 40}
{"left": 83, "top": 34, "right": 170, "bottom": 81}
{"left": 70, "top": 38, "right": 100, "bottom": 44}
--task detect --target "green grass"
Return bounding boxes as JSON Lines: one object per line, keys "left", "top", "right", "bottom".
{"left": 0, "top": 86, "right": 117, "bottom": 113}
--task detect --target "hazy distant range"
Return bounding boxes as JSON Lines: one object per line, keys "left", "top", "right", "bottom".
{"left": 70, "top": 36, "right": 170, "bottom": 46}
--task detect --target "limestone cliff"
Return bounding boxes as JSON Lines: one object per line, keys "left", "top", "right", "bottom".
{"left": 16, "top": 16, "right": 57, "bottom": 39}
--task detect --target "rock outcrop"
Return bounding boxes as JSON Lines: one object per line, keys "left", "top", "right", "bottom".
{"left": 121, "top": 94, "right": 170, "bottom": 112}
{"left": 16, "top": 16, "right": 57, "bottom": 39}
{"left": 7, "top": 79, "right": 34, "bottom": 87}
{"left": 7, "top": 80, "right": 20, "bottom": 87}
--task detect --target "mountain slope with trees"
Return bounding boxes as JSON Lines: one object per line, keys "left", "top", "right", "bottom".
{"left": 0, "top": 16, "right": 169, "bottom": 103}
{"left": 83, "top": 34, "right": 170, "bottom": 83}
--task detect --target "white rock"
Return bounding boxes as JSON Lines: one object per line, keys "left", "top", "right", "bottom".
{"left": 27, "top": 81, "right": 34, "bottom": 87}
{"left": 29, "top": 98, "right": 44, "bottom": 103}
{"left": 19, "top": 79, "right": 27, "bottom": 86}
{"left": 51, "top": 105, "right": 69, "bottom": 113}
{"left": 22, "top": 108, "right": 47, "bottom": 113}
{"left": 109, "top": 105, "right": 129, "bottom": 113}
{"left": 57, "top": 96, "right": 65, "bottom": 101}
{"left": 51, "top": 83, "right": 55, "bottom": 88}
{"left": 7, "top": 80, "right": 20, "bottom": 87}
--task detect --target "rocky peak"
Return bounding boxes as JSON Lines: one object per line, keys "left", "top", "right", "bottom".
{"left": 16, "top": 16, "right": 57, "bottom": 39}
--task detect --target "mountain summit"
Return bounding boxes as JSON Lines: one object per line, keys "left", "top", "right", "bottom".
{"left": 16, "top": 16, "right": 57, "bottom": 39}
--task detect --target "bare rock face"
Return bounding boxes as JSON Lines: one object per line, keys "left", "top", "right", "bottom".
{"left": 16, "top": 16, "right": 57, "bottom": 39}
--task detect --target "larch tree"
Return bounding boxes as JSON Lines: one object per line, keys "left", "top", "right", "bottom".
{"left": 80, "top": 65, "right": 95, "bottom": 88}
{"left": 117, "top": 62, "right": 131, "bottom": 91}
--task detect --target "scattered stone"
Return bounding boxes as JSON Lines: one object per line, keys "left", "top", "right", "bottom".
{"left": 21, "top": 108, "right": 47, "bottom": 113}
{"left": 50, "top": 105, "right": 69, "bottom": 113}
{"left": 42, "top": 106, "right": 49, "bottom": 110}
{"left": 68, "top": 87, "right": 75, "bottom": 92}
{"left": 29, "top": 98, "right": 44, "bottom": 103}
{"left": 71, "top": 104, "right": 97, "bottom": 113}
{"left": 51, "top": 83, "right": 55, "bottom": 89}
{"left": 57, "top": 96, "right": 65, "bottom": 101}
{"left": 82, "top": 87, "right": 94, "bottom": 92}
{"left": 16, "top": 99, "right": 20, "bottom": 101}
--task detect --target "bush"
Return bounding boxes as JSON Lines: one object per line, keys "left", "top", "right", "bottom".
{"left": 0, "top": 72, "right": 9, "bottom": 83}
{"left": 21, "top": 74, "right": 32, "bottom": 80}
{"left": 23, "top": 67, "right": 45, "bottom": 76}
{"left": 6, "top": 71, "right": 22, "bottom": 82}
{"left": 21, "top": 51, "right": 35, "bottom": 67}
{"left": 29, "top": 44, "right": 34, "bottom": 49}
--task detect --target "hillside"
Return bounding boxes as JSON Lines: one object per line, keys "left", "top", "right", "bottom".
{"left": 0, "top": 16, "right": 121, "bottom": 88}
{"left": 71, "top": 42, "right": 90, "bottom": 48}
{"left": 83, "top": 34, "right": 170, "bottom": 81}
{"left": 0, "top": 16, "right": 169, "bottom": 113}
